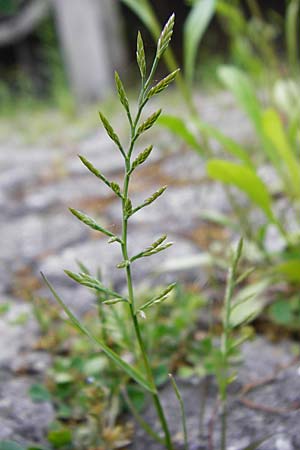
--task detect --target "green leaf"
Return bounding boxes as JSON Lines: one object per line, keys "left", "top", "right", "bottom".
{"left": 157, "top": 114, "right": 204, "bottom": 154}
{"left": 121, "top": 0, "right": 157, "bottom": 36}
{"left": 286, "top": 0, "right": 300, "bottom": 69}
{"left": 47, "top": 429, "right": 72, "bottom": 448}
{"left": 184, "top": 0, "right": 216, "bottom": 85}
{"left": 42, "top": 274, "right": 156, "bottom": 394}
{"left": 207, "top": 159, "right": 274, "bottom": 221}
{"left": 230, "top": 280, "right": 269, "bottom": 327}
{"left": 269, "top": 300, "right": 293, "bottom": 325}
{"left": 273, "top": 259, "right": 300, "bottom": 282}
{"left": 262, "top": 108, "right": 300, "bottom": 198}
{"left": 29, "top": 383, "right": 51, "bottom": 402}
{"left": 218, "top": 66, "right": 262, "bottom": 133}
{"left": 216, "top": 1, "right": 245, "bottom": 31}
{"left": 0, "top": 442, "right": 25, "bottom": 450}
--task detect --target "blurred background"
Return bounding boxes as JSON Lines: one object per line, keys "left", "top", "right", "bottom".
{"left": 0, "top": 0, "right": 289, "bottom": 114}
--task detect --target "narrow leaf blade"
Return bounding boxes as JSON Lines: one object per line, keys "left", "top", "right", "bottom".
{"left": 207, "top": 159, "right": 274, "bottom": 220}
{"left": 262, "top": 108, "right": 300, "bottom": 198}
{"left": 184, "top": 0, "right": 216, "bottom": 85}
{"left": 158, "top": 114, "right": 204, "bottom": 154}
{"left": 42, "top": 274, "right": 156, "bottom": 394}
{"left": 217, "top": 66, "right": 262, "bottom": 133}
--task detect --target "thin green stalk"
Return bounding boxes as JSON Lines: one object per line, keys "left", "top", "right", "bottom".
{"left": 169, "top": 374, "right": 189, "bottom": 450}
{"left": 121, "top": 188, "right": 174, "bottom": 449}
{"left": 219, "top": 238, "right": 243, "bottom": 450}
{"left": 220, "top": 402, "right": 227, "bottom": 450}
{"left": 286, "top": 0, "right": 300, "bottom": 72}
{"left": 117, "top": 37, "right": 175, "bottom": 448}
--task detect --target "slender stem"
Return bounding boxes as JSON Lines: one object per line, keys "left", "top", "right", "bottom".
{"left": 220, "top": 402, "right": 227, "bottom": 450}
{"left": 220, "top": 241, "right": 242, "bottom": 450}
{"left": 169, "top": 374, "right": 189, "bottom": 450}
{"left": 119, "top": 90, "right": 174, "bottom": 449}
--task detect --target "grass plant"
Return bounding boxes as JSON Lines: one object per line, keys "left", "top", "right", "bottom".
{"left": 41, "top": 15, "right": 180, "bottom": 450}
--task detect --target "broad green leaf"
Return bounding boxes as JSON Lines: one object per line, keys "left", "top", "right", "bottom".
{"left": 218, "top": 67, "right": 285, "bottom": 173}
{"left": 184, "top": 0, "right": 216, "bottom": 85}
{"left": 42, "top": 274, "right": 156, "bottom": 394}
{"left": 269, "top": 300, "right": 293, "bottom": 325}
{"left": 157, "top": 114, "right": 204, "bottom": 154}
{"left": 207, "top": 159, "right": 274, "bottom": 221}
{"left": 218, "top": 66, "right": 262, "bottom": 133}
{"left": 262, "top": 108, "right": 300, "bottom": 198}
{"left": 0, "top": 442, "right": 24, "bottom": 450}
{"left": 196, "top": 120, "right": 254, "bottom": 167}
{"left": 273, "top": 259, "right": 300, "bottom": 282}
{"left": 230, "top": 280, "right": 269, "bottom": 327}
